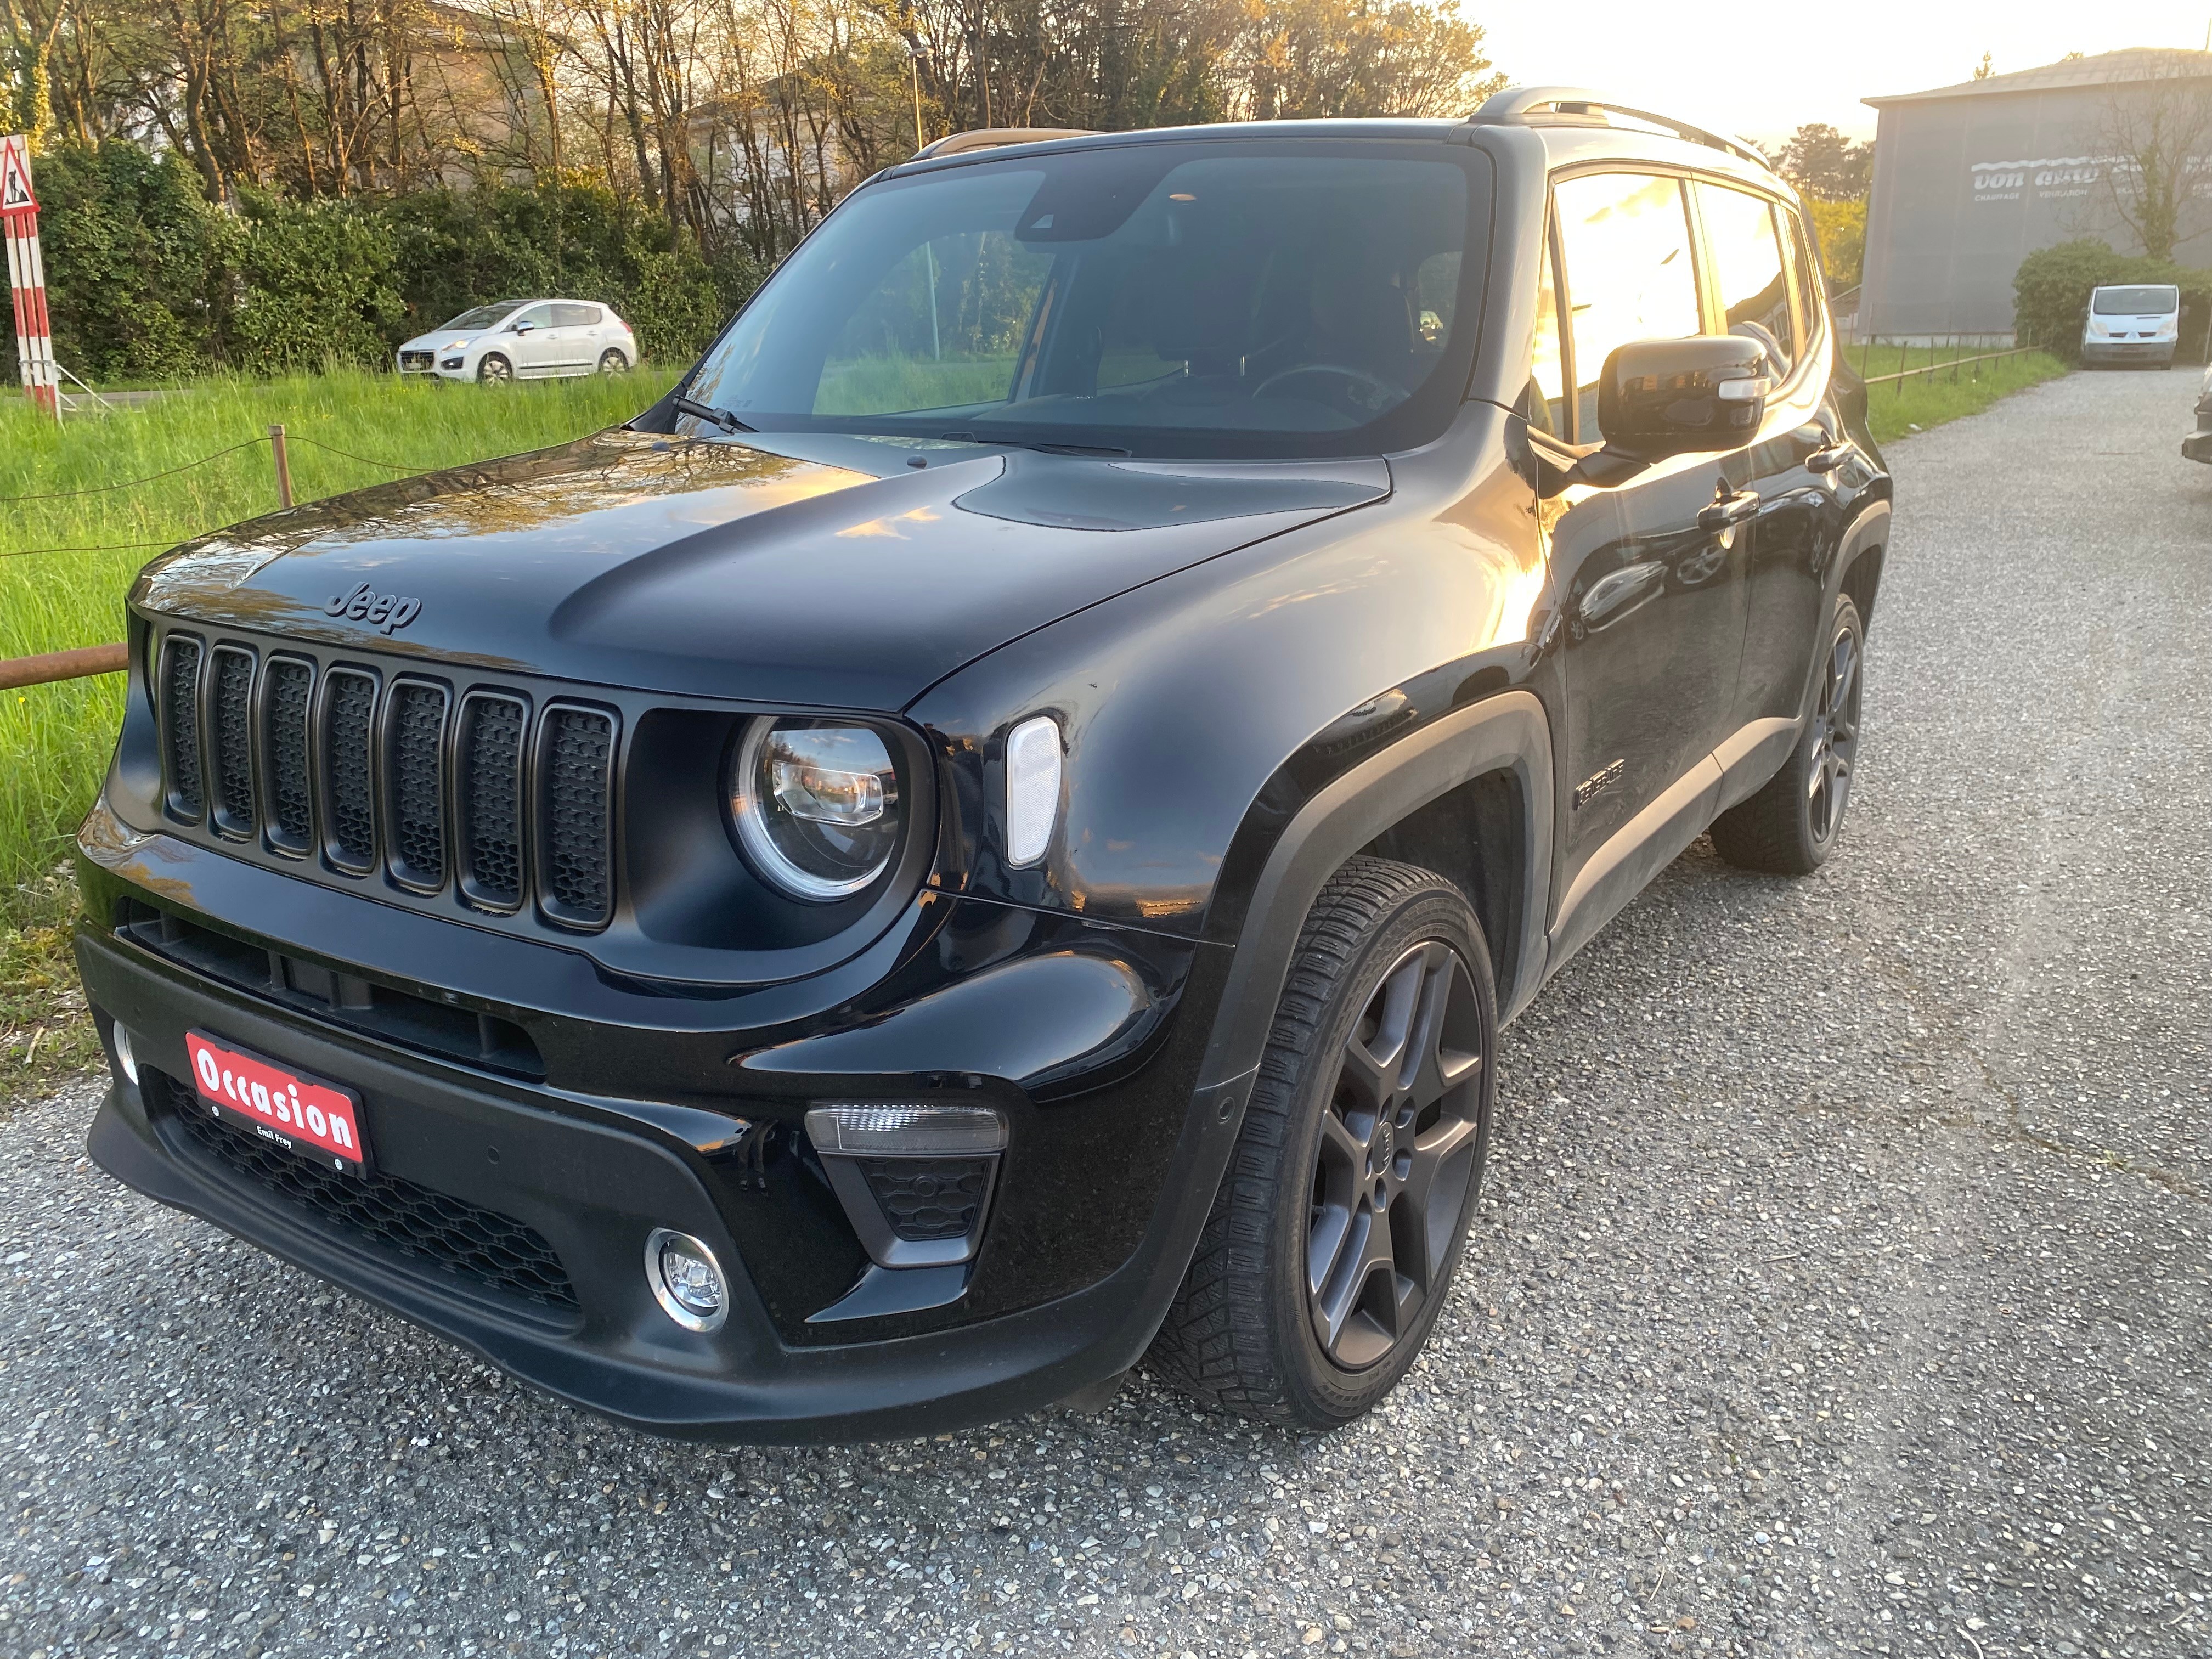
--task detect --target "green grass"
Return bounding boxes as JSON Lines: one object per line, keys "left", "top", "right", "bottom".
{"left": 1846, "top": 344, "right": 2073, "bottom": 445}
{"left": 1, "top": 366, "right": 676, "bottom": 1088}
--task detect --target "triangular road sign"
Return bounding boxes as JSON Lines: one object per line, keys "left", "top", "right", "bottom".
{"left": 0, "top": 137, "right": 37, "bottom": 215}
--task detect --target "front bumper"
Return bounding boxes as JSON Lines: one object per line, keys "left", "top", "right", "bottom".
{"left": 2081, "top": 340, "right": 2175, "bottom": 364}
{"left": 73, "top": 832, "right": 1248, "bottom": 1442}
{"left": 396, "top": 351, "right": 475, "bottom": 380}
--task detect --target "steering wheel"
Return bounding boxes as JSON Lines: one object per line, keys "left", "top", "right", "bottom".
{"left": 1252, "top": 362, "right": 1408, "bottom": 413}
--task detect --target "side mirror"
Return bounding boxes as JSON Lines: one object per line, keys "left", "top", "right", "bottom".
{"left": 1597, "top": 335, "right": 1773, "bottom": 461}
{"left": 511, "top": 320, "right": 534, "bottom": 334}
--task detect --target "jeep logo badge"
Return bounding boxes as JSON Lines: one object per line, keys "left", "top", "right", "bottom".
{"left": 324, "top": 581, "right": 422, "bottom": 634}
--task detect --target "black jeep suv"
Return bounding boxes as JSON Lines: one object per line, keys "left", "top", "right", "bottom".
{"left": 74, "top": 89, "right": 1891, "bottom": 1441}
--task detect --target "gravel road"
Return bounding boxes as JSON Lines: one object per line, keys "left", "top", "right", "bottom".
{"left": 4, "top": 367, "right": 2208, "bottom": 1659}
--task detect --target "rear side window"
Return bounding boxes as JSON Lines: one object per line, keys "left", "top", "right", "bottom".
{"left": 1553, "top": 173, "right": 1702, "bottom": 442}
{"left": 553, "top": 303, "right": 602, "bottom": 328}
{"left": 1527, "top": 230, "right": 1567, "bottom": 437}
{"left": 1778, "top": 205, "right": 1824, "bottom": 354}
{"left": 1696, "top": 182, "right": 1795, "bottom": 376}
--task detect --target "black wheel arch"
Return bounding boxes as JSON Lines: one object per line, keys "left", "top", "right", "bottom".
{"left": 1194, "top": 689, "right": 1553, "bottom": 1096}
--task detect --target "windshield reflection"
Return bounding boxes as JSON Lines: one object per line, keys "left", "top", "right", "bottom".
{"left": 684, "top": 140, "right": 1486, "bottom": 460}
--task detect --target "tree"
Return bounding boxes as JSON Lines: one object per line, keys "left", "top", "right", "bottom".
{"left": 1807, "top": 196, "right": 1864, "bottom": 290}
{"left": 1775, "top": 121, "right": 1870, "bottom": 202}
{"left": 1972, "top": 51, "right": 1992, "bottom": 81}
{"left": 2092, "top": 49, "right": 2212, "bottom": 261}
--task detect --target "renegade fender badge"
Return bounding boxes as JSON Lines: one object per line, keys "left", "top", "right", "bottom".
{"left": 324, "top": 581, "right": 422, "bottom": 634}
{"left": 1573, "top": 758, "right": 1625, "bottom": 810}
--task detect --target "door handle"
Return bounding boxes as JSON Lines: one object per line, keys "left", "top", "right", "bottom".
{"left": 1696, "top": 489, "right": 1761, "bottom": 532}
{"left": 1807, "top": 443, "right": 1853, "bottom": 475}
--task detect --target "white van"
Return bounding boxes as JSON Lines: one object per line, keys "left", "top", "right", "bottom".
{"left": 2082, "top": 283, "right": 2180, "bottom": 368}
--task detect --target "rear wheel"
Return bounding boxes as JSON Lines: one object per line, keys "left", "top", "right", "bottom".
{"left": 1148, "top": 858, "right": 1496, "bottom": 1429}
{"left": 477, "top": 353, "right": 513, "bottom": 385}
{"left": 1711, "top": 594, "right": 1864, "bottom": 874}
{"left": 597, "top": 348, "right": 630, "bottom": 375}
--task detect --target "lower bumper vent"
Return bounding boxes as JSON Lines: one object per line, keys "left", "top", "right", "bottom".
{"left": 152, "top": 1070, "right": 578, "bottom": 1316}
{"left": 857, "top": 1158, "right": 992, "bottom": 1242}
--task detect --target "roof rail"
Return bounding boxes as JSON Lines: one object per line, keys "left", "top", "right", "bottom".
{"left": 913, "top": 127, "right": 1099, "bottom": 160}
{"left": 1461, "top": 86, "right": 1769, "bottom": 170}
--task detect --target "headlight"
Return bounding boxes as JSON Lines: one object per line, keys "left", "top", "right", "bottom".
{"left": 729, "top": 718, "right": 901, "bottom": 901}
{"left": 445, "top": 338, "right": 470, "bottom": 349}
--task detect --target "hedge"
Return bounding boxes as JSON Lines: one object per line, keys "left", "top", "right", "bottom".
{"left": 33, "top": 140, "right": 766, "bottom": 383}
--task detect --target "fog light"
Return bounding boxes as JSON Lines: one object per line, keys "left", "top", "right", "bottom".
{"left": 804, "top": 1102, "right": 1006, "bottom": 1155}
{"left": 112, "top": 1024, "right": 139, "bottom": 1087}
{"left": 644, "top": 1228, "right": 728, "bottom": 1333}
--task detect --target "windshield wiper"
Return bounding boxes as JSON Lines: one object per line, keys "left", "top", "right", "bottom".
{"left": 939, "top": 431, "right": 1132, "bottom": 457}
{"left": 674, "top": 394, "right": 757, "bottom": 433}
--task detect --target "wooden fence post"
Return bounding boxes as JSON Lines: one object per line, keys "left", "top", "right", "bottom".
{"left": 269, "top": 424, "right": 294, "bottom": 510}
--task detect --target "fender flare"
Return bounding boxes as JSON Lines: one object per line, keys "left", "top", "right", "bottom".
{"left": 1195, "top": 689, "right": 1554, "bottom": 1093}
{"left": 1798, "top": 495, "right": 1892, "bottom": 722}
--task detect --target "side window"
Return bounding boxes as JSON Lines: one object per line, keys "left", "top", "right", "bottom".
{"left": 1527, "top": 229, "right": 1566, "bottom": 437}
{"left": 552, "top": 303, "right": 600, "bottom": 329}
{"left": 1553, "top": 173, "right": 1702, "bottom": 442}
{"left": 1781, "top": 206, "right": 1825, "bottom": 354}
{"left": 1695, "top": 183, "right": 1795, "bottom": 377}
{"left": 511, "top": 304, "right": 555, "bottom": 331}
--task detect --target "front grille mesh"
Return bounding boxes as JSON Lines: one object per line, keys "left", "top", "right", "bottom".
{"left": 388, "top": 684, "right": 448, "bottom": 884}
{"left": 210, "top": 646, "right": 257, "bottom": 834}
{"left": 156, "top": 633, "right": 615, "bottom": 926}
{"left": 264, "top": 658, "right": 314, "bottom": 849}
{"left": 543, "top": 709, "right": 613, "bottom": 923}
{"left": 460, "top": 697, "right": 525, "bottom": 905}
{"left": 161, "top": 638, "right": 204, "bottom": 817}
{"left": 324, "top": 669, "right": 378, "bottom": 867}
{"left": 160, "top": 1073, "right": 578, "bottom": 1313}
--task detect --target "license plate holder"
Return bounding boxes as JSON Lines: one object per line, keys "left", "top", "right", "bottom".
{"left": 184, "top": 1030, "right": 373, "bottom": 1177}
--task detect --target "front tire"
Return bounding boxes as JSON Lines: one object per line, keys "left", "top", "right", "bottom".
{"left": 477, "top": 353, "right": 513, "bottom": 385}
{"left": 1711, "top": 594, "right": 1865, "bottom": 875}
{"left": 1148, "top": 858, "right": 1496, "bottom": 1429}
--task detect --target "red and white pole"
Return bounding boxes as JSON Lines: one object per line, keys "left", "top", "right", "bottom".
{"left": 2, "top": 134, "right": 60, "bottom": 419}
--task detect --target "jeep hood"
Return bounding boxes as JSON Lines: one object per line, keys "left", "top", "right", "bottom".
{"left": 135, "top": 429, "right": 1389, "bottom": 710}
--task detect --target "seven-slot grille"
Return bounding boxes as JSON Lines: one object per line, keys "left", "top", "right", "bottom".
{"left": 156, "top": 633, "right": 617, "bottom": 928}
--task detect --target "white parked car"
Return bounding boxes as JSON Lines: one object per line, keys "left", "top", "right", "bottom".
{"left": 396, "top": 299, "right": 640, "bottom": 383}
{"left": 2081, "top": 283, "right": 2179, "bottom": 368}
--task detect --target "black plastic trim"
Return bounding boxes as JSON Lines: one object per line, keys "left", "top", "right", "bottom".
{"left": 1197, "top": 691, "right": 1554, "bottom": 1091}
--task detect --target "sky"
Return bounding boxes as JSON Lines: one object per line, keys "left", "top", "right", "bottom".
{"left": 1474, "top": 1, "right": 2212, "bottom": 144}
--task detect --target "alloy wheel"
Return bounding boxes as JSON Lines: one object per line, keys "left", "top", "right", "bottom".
{"left": 1805, "top": 626, "right": 1861, "bottom": 843}
{"left": 1306, "top": 939, "right": 1485, "bottom": 1371}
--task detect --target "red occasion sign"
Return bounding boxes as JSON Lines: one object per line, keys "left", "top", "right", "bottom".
{"left": 186, "top": 1031, "right": 369, "bottom": 1172}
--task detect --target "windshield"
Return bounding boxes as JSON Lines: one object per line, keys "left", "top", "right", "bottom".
{"left": 2092, "top": 285, "right": 2178, "bottom": 314}
{"left": 682, "top": 140, "right": 1488, "bottom": 459}
{"left": 444, "top": 302, "right": 524, "bottom": 331}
